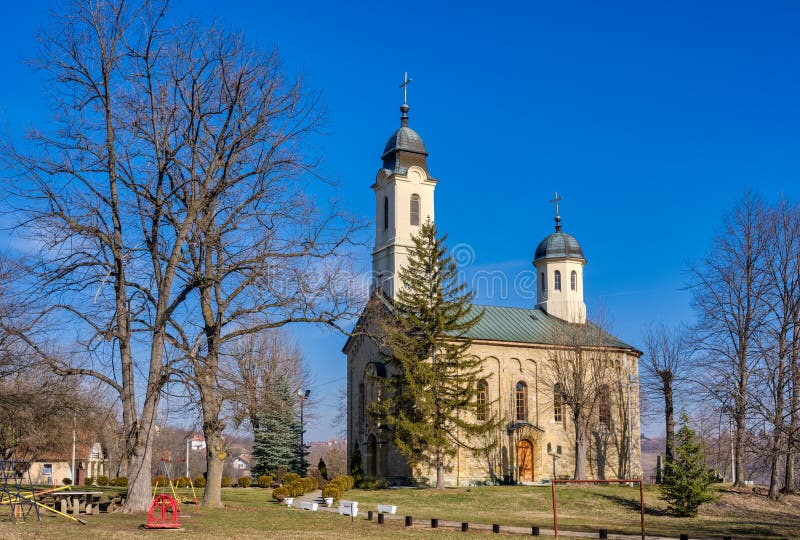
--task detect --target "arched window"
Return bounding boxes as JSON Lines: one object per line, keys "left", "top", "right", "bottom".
{"left": 515, "top": 381, "right": 528, "bottom": 421}
{"left": 553, "top": 383, "right": 563, "bottom": 423}
{"left": 383, "top": 197, "right": 389, "bottom": 230}
{"left": 570, "top": 270, "right": 577, "bottom": 291}
{"left": 554, "top": 270, "right": 562, "bottom": 291}
{"left": 540, "top": 272, "right": 547, "bottom": 293}
{"left": 599, "top": 385, "right": 611, "bottom": 427}
{"left": 410, "top": 194, "right": 420, "bottom": 226}
{"left": 476, "top": 379, "right": 488, "bottom": 421}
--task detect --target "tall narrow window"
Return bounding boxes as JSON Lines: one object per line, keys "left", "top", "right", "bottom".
{"left": 515, "top": 381, "right": 528, "bottom": 421}
{"left": 570, "top": 270, "right": 577, "bottom": 291}
{"left": 410, "top": 194, "right": 420, "bottom": 226}
{"left": 599, "top": 385, "right": 611, "bottom": 427}
{"left": 554, "top": 270, "right": 562, "bottom": 291}
{"left": 359, "top": 381, "right": 366, "bottom": 428}
{"left": 476, "top": 379, "right": 488, "bottom": 421}
{"left": 383, "top": 197, "right": 389, "bottom": 230}
{"left": 540, "top": 272, "right": 547, "bottom": 293}
{"left": 554, "top": 383, "right": 563, "bottom": 423}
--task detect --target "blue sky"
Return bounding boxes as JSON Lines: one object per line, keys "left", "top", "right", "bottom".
{"left": 1, "top": 1, "right": 799, "bottom": 439}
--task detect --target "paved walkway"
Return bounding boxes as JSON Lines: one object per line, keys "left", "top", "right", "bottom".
{"left": 286, "top": 490, "right": 703, "bottom": 540}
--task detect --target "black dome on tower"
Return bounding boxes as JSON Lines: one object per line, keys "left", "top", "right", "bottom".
{"left": 381, "top": 104, "right": 429, "bottom": 173}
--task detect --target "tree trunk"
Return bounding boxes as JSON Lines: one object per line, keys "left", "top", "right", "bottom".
{"left": 785, "top": 330, "right": 800, "bottom": 494}
{"left": 573, "top": 412, "right": 587, "bottom": 480}
{"left": 122, "top": 391, "right": 160, "bottom": 512}
{"left": 203, "top": 425, "right": 225, "bottom": 508}
{"left": 436, "top": 458, "right": 445, "bottom": 489}
{"left": 663, "top": 374, "right": 675, "bottom": 464}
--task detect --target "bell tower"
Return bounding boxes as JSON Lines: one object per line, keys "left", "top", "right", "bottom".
{"left": 371, "top": 81, "right": 437, "bottom": 298}
{"left": 532, "top": 194, "right": 587, "bottom": 324}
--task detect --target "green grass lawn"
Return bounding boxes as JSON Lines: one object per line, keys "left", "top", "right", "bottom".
{"left": 1, "top": 483, "right": 798, "bottom": 539}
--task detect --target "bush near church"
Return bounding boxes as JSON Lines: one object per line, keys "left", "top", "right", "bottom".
{"left": 238, "top": 476, "right": 251, "bottom": 488}
{"left": 257, "top": 475, "right": 273, "bottom": 488}
{"left": 221, "top": 476, "right": 231, "bottom": 488}
{"left": 194, "top": 476, "right": 206, "bottom": 488}
{"left": 96, "top": 475, "right": 110, "bottom": 486}
{"left": 62, "top": 478, "right": 72, "bottom": 485}
{"left": 321, "top": 484, "right": 340, "bottom": 501}
{"left": 272, "top": 486, "right": 289, "bottom": 502}
{"left": 84, "top": 477, "right": 93, "bottom": 486}
{"left": 282, "top": 472, "right": 301, "bottom": 485}
{"left": 114, "top": 476, "right": 128, "bottom": 487}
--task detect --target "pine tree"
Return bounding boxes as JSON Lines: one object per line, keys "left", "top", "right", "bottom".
{"left": 374, "top": 219, "right": 496, "bottom": 489}
{"left": 251, "top": 377, "right": 300, "bottom": 476}
{"left": 660, "top": 413, "right": 715, "bottom": 517}
{"left": 318, "top": 457, "right": 329, "bottom": 480}
{"left": 350, "top": 443, "right": 364, "bottom": 486}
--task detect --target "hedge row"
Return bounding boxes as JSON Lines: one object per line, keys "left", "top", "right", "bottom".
{"left": 271, "top": 475, "right": 320, "bottom": 502}
{"left": 320, "top": 475, "right": 355, "bottom": 502}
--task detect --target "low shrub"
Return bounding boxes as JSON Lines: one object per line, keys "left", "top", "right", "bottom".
{"left": 174, "top": 477, "right": 189, "bottom": 488}
{"left": 114, "top": 476, "right": 128, "bottom": 487}
{"left": 286, "top": 481, "right": 304, "bottom": 497}
{"left": 359, "top": 476, "right": 389, "bottom": 490}
{"left": 152, "top": 475, "right": 167, "bottom": 487}
{"left": 84, "top": 477, "right": 94, "bottom": 486}
{"left": 96, "top": 475, "right": 110, "bottom": 486}
{"left": 309, "top": 467, "right": 325, "bottom": 488}
{"left": 238, "top": 476, "right": 251, "bottom": 488}
{"left": 302, "top": 476, "right": 318, "bottom": 492}
{"left": 221, "top": 476, "right": 231, "bottom": 488}
{"left": 194, "top": 476, "right": 206, "bottom": 488}
{"left": 62, "top": 478, "right": 72, "bottom": 485}
{"left": 272, "top": 486, "right": 289, "bottom": 502}
{"left": 321, "top": 484, "right": 340, "bottom": 501}
{"left": 282, "top": 472, "right": 301, "bottom": 485}
{"left": 256, "top": 475, "right": 273, "bottom": 488}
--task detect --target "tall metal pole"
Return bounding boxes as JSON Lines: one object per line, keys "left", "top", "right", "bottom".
{"left": 71, "top": 413, "right": 76, "bottom": 484}
{"left": 627, "top": 379, "right": 633, "bottom": 479}
{"left": 186, "top": 437, "right": 190, "bottom": 479}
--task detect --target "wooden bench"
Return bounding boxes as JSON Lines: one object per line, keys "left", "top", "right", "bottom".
{"left": 377, "top": 504, "right": 397, "bottom": 515}
{"left": 338, "top": 500, "right": 358, "bottom": 517}
{"left": 299, "top": 501, "right": 318, "bottom": 511}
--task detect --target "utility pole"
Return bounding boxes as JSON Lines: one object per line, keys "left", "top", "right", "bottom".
{"left": 186, "top": 437, "right": 190, "bottom": 479}
{"left": 297, "top": 389, "right": 311, "bottom": 472}
{"left": 71, "top": 413, "right": 76, "bottom": 484}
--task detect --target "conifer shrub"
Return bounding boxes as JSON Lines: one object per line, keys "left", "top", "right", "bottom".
{"left": 660, "top": 413, "right": 716, "bottom": 517}
{"left": 96, "top": 475, "right": 110, "bottom": 486}
{"left": 238, "top": 476, "right": 251, "bottom": 488}
{"left": 309, "top": 467, "right": 325, "bottom": 488}
{"left": 194, "top": 476, "right": 206, "bottom": 488}
{"left": 287, "top": 481, "right": 304, "bottom": 497}
{"left": 84, "top": 477, "right": 94, "bottom": 486}
{"left": 272, "top": 486, "right": 289, "bottom": 502}
{"left": 350, "top": 444, "right": 364, "bottom": 487}
{"left": 317, "top": 458, "right": 328, "bottom": 480}
{"left": 303, "top": 476, "right": 318, "bottom": 491}
{"left": 174, "top": 477, "right": 188, "bottom": 488}
{"left": 257, "top": 475, "right": 273, "bottom": 488}
{"left": 321, "top": 484, "right": 340, "bottom": 501}
{"left": 221, "top": 476, "right": 231, "bottom": 488}
{"left": 360, "top": 476, "right": 389, "bottom": 490}
{"left": 152, "top": 475, "right": 166, "bottom": 487}
{"left": 114, "top": 476, "right": 128, "bottom": 487}
{"left": 62, "top": 478, "right": 72, "bottom": 485}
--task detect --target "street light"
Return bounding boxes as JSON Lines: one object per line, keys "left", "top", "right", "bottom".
{"left": 297, "top": 389, "right": 311, "bottom": 472}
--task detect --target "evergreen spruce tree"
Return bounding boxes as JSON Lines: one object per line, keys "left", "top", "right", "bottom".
{"left": 374, "top": 219, "right": 497, "bottom": 489}
{"left": 251, "top": 377, "right": 300, "bottom": 476}
{"left": 350, "top": 443, "right": 364, "bottom": 486}
{"left": 660, "top": 413, "right": 715, "bottom": 517}
{"left": 318, "top": 457, "right": 329, "bottom": 480}
{"left": 289, "top": 420, "right": 310, "bottom": 475}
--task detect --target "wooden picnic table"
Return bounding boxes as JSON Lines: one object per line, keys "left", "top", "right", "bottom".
{"left": 51, "top": 491, "right": 105, "bottom": 515}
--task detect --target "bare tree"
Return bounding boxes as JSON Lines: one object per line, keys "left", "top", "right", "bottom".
{"left": 641, "top": 323, "right": 692, "bottom": 466}
{"left": 688, "top": 193, "right": 771, "bottom": 487}
{"left": 751, "top": 199, "right": 800, "bottom": 497}
{"left": 544, "top": 319, "right": 637, "bottom": 480}
{"left": 148, "top": 23, "right": 360, "bottom": 505}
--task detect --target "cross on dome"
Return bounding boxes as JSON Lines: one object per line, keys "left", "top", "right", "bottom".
{"left": 549, "top": 192, "right": 563, "bottom": 232}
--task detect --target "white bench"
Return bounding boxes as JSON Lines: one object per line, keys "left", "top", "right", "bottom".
{"left": 338, "top": 500, "right": 358, "bottom": 517}
{"left": 377, "top": 504, "right": 397, "bottom": 515}
{"left": 299, "top": 501, "right": 318, "bottom": 511}
{"left": 284, "top": 497, "right": 294, "bottom": 507}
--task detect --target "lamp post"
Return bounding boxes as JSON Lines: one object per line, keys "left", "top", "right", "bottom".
{"left": 297, "top": 389, "right": 311, "bottom": 471}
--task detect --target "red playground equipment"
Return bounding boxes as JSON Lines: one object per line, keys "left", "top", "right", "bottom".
{"left": 146, "top": 494, "right": 182, "bottom": 529}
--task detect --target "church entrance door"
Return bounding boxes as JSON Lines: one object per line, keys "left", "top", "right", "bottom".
{"left": 517, "top": 440, "right": 534, "bottom": 482}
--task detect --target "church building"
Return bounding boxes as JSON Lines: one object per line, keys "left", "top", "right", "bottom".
{"left": 343, "top": 97, "right": 642, "bottom": 486}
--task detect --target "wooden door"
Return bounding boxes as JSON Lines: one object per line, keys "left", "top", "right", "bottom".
{"left": 517, "top": 440, "right": 533, "bottom": 482}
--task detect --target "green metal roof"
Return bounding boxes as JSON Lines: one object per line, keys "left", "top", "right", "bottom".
{"left": 461, "top": 304, "right": 635, "bottom": 350}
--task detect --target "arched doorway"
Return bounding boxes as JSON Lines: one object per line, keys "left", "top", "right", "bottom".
{"left": 367, "top": 434, "right": 378, "bottom": 477}
{"left": 517, "top": 440, "right": 534, "bottom": 482}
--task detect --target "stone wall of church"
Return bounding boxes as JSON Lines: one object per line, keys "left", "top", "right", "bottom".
{"left": 346, "top": 332, "right": 641, "bottom": 487}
